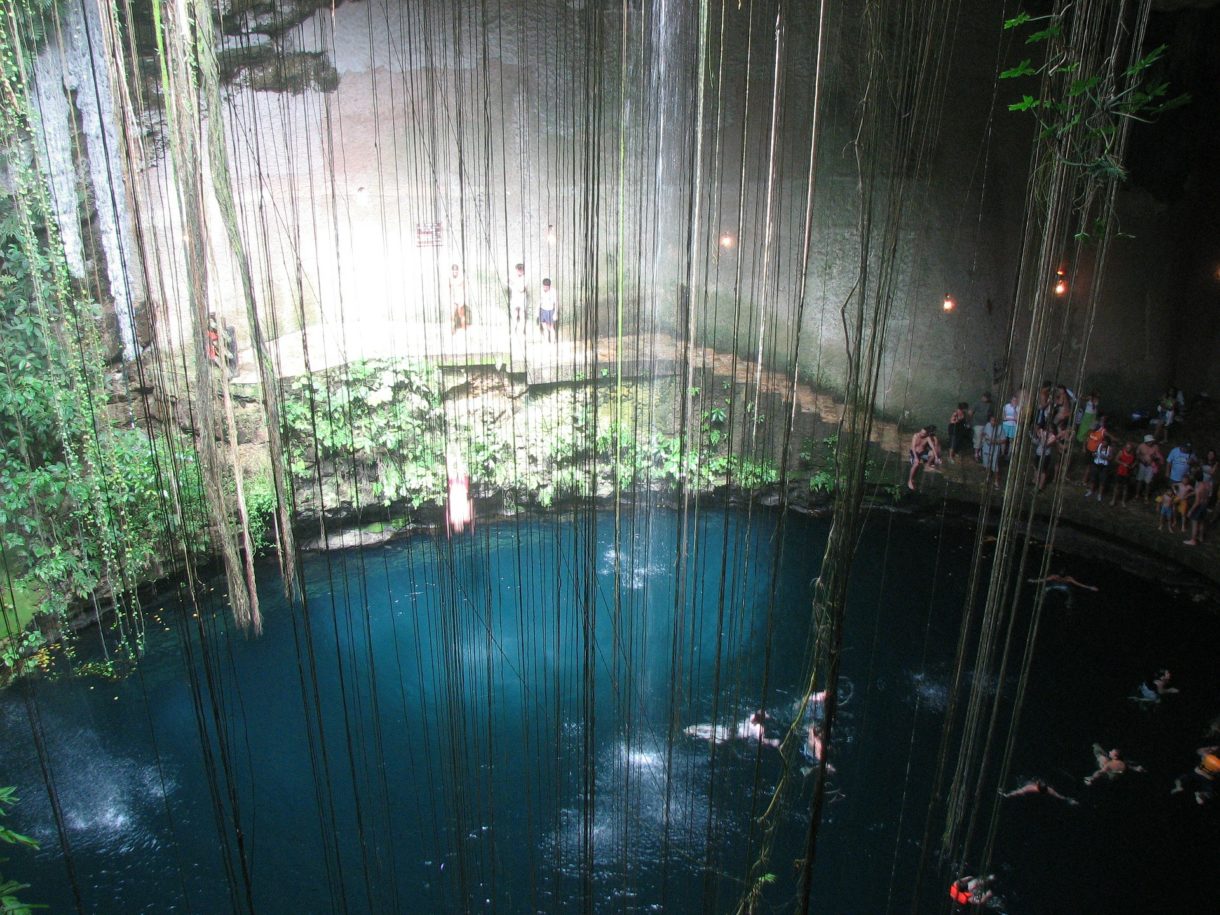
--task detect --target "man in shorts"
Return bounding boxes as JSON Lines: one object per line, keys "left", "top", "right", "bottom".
{"left": 907, "top": 425, "right": 942, "bottom": 491}
{"left": 1135, "top": 434, "right": 1163, "bottom": 502}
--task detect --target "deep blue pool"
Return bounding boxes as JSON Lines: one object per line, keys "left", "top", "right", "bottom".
{"left": 1, "top": 507, "right": 1217, "bottom": 912}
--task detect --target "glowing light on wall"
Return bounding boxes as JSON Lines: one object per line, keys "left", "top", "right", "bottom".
{"left": 719, "top": 233, "right": 735, "bottom": 249}
{"left": 942, "top": 293, "right": 955, "bottom": 312}
{"left": 546, "top": 224, "right": 557, "bottom": 246}
{"left": 1054, "top": 268, "right": 1068, "bottom": 296}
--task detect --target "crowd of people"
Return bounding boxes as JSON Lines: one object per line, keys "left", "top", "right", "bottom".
{"left": 909, "top": 385, "right": 1218, "bottom": 546}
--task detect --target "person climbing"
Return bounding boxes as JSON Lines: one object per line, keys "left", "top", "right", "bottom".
{"left": 999, "top": 778, "right": 1078, "bottom": 805}
{"left": 1084, "top": 744, "right": 1144, "bottom": 785}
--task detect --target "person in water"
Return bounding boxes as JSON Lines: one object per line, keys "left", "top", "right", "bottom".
{"left": 1170, "top": 746, "right": 1219, "bottom": 805}
{"left": 1000, "top": 778, "right": 1078, "bottom": 805}
{"left": 685, "top": 710, "right": 780, "bottom": 748}
{"left": 1084, "top": 744, "right": 1144, "bottom": 785}
{"left": 949, "top": 874, "right": 995, "bottom": 907}
{"left": 1028, "top": 571, "right": 1098, "bottom": 592}
{"left": 737, "top": 710, "right": 781, "bottom": 748}
{"left": 1133, "top": 668, "right": 1179, "bottom": 704}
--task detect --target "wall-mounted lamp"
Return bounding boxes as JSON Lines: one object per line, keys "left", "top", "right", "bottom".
{"left": 355, "top": 185, "right": 368, "bottom": 204}
{"left": 942, "top": 293, "right": 955, "bottom": 312}
{"left": 1054, "top": 268, "right": 1068, "bottom": 296}
{"left": 546, "top": 224, "right": 557, "bottom": 246}
{"left": 719, "top": 233, "right": 736, "bottom": 250}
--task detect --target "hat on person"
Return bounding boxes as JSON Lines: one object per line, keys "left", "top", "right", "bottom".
{"left": 1143, "top": 434, "right": 1155, "bottom": 443}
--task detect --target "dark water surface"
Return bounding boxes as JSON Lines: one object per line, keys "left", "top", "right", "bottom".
{"left": 1, "top": 508, "right": 1217, "bottom": 912}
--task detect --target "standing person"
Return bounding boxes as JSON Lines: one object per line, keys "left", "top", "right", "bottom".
{"left": 947, "top": 402, "right": 969, "bottom": 462}
{"left": 1184, "top": 470, "right": 1212, "bottom": 546}
{"left": 1135, "top": 435, "right": 1163, "bottom": 502}
{"left": 449, "top": 263, "right": 470, "bottom": 333}
{"left": 538, "top": 277, "right": 558, "bottom": 343}
{"left": 971, "top": 392, "right": 992, "bottom": 461}
{"left": 1032, "top": 425, "right": 1059, "bottom": 492}
{"left": 508, "top": 262, "right": 528, "bottom": 334}
{"left": 1052, "top": 384, "right": 1074, "bottom": 432}
{"left": 907, "top": 425, "right": 942, "bottom": 491}
{"left": 1165, "top": 441, "right": 1194, "bottom": 486}
{"left": 1001, "top": 395, "right": 1020, "bottom": 457}
{"left": 1088, "top": 434, "right": 1114, "bottom": 502}
{"left": 1157, "top": 487, "right": 1176, "bottom": 532}
{"left": 1111, "top": 441, "right": 1136, "bottom": 506}
{"left": 1173, "top": 475, "right": 1195, "bottom": 531}
{"left": 978, "top": 413, "right": 1005, "bottom": 488}
{"left": 1153, "top": 389, "right": 1176, "bottom": 442}
{"left": 1076, "top": 391, "right": 1100, "bottom": 445}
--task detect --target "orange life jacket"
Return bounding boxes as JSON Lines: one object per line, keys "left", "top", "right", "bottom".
{"left": 1086, "top": 427, "right": 1105, "bottom": 453}
{"left": 949, "top": 883, "right": 972, "bottom": 905}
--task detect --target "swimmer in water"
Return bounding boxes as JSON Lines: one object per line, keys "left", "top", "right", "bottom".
{"left": 949, "top": 874, "right": 995, "bottom": 907}
{"left": 1170, "top": 746, "right": 1219, "bottom": 805}
{"left": 1000, "top": 778, "right": 1078, "bottom": 805}
{"left": 1132, "top": 668, "right": 1179, "bottom": 704}
{"left": 738, "top": 710, "right": 782, "bottom": 748}
{"left": 802, "top": 723, "right": 836, "bottom": 774}
{"left": 685, "top": 710, "right": 780, "bottom": 748}
{"left": 1084, "top": 744, "right": 1144, "bottom": 785}
{"left": 1028, "top": 572, "right": 1098, "bottom": 592}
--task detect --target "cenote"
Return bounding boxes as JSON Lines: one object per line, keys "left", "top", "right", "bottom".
{"left": 2, "top": 508, "right": 1217, "bottom": 912}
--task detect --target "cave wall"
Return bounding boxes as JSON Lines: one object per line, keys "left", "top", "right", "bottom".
{"left": 68, "top": 0, "right": 1196, "bottom": 423}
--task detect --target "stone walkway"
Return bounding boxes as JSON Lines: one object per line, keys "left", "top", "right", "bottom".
{"left": 911, "top": 453, "right": 1219, "bottom": 589}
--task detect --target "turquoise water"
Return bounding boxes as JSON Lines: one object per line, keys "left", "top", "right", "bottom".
{"left": 1, "top": 508, "right": 1217, "bottom": 912}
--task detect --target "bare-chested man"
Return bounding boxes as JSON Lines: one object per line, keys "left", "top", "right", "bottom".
{"left": 1184, "top": 471, "right": 1212, "bottom": 546}
{"left": 907, "top": 425, "right": 942, "bottom": 491}
{"left": 1135, "top": 435, "right": 1163, "bottom": 502}
{"left": 1084, "top": 744, "right": 1144, "bottom": 785}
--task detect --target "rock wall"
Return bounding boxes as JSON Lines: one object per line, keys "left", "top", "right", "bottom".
{"left": 41, "top": 0, "right": 1201, "bottom": 420}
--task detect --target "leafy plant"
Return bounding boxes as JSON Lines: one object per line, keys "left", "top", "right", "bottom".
{"left": 1000, "top": 9, "right": 1188, "bottom": 184}
{"left": 0, "top": 785, "right": 40, "bottom": 914}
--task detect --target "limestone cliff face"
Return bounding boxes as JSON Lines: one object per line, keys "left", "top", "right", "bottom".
{"left": 28, "top": 0, "right": 1211, "bottom": 416}
{"left": 31, "top": 0, "right": 146, "bottom": 361}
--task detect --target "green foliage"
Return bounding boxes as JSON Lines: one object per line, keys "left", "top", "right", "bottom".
{"left": 282, "top": 360, "right": 446, "bottom": 508}
{"left": 241, "top": 473, "right": 278, "bottom": 556}
{"left": 0, "top": 631, "right": 45, "bottom": 674}
{"left": 0, "top": 785, "right": 40, "bottom": 914}
{"left": 810, "top": 469, "right": 837, "bottom": 495}
{"left": 0, "top": 95, "right": 209, "bottom": 645}
{"left": 999, "top": 8, "right": 1189, "bottom": 185}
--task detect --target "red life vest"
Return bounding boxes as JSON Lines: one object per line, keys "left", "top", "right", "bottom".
{"left": 949, "top": 883, "right": 972, "bottom": 905}
{"left": 1086, "top": 427, "right": 1105, "bottom": 454}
